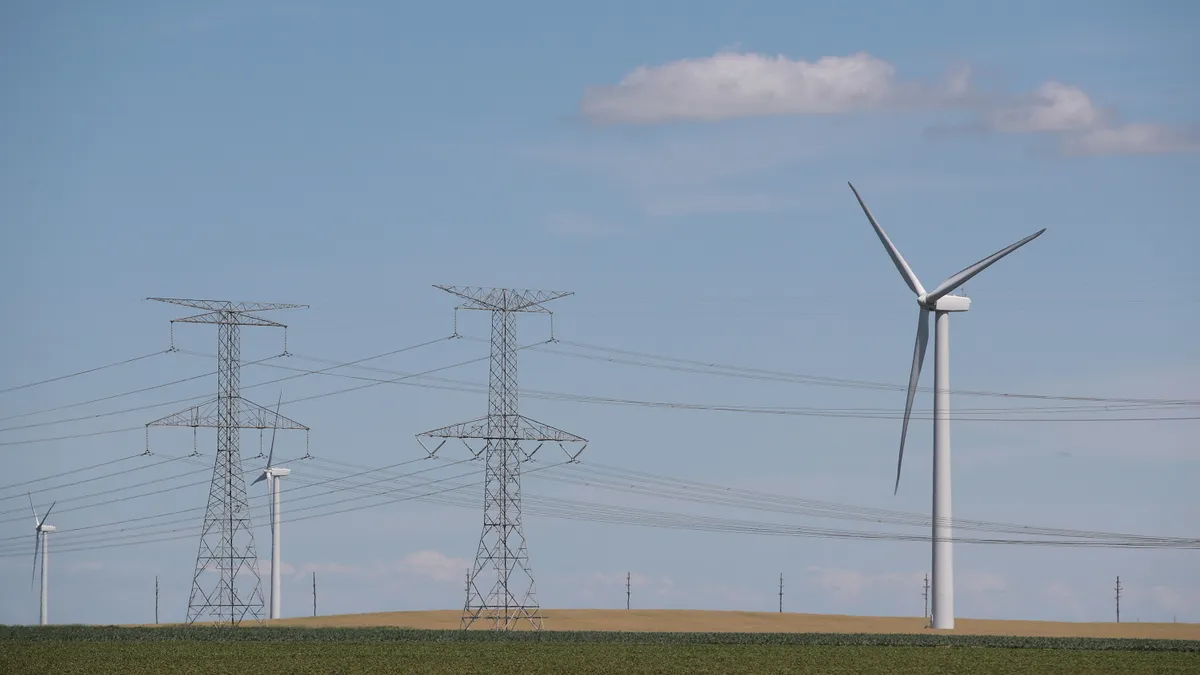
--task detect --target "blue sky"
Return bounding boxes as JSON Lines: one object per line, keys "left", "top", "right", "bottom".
{"left": 1, "top": 1, "right": 1197, "bottom": 626}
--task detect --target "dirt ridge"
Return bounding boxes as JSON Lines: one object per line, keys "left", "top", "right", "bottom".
{"left": 265, "top": 609, "right": 1199, "bottom": 640}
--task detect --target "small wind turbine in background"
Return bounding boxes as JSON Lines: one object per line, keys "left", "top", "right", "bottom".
{"left": 253, "top": 393, "right": 290, "bottom": 620}
{"left": 29, "top": 496, "right": 56, "bottom": 626}
{"left": 848, "top": 182, "right": 1045, "bottom": 630}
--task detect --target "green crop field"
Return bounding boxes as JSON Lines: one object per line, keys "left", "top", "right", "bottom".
{"left": 2, "top": 627, "right": 1198, "bottom": 675}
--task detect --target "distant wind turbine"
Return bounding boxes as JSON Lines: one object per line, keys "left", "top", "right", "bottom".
{"left": 253, "top": 393, "right": 290, "bottom": 620}
{"left": 848, "top": 182, "right": 1045, "bottom": 630}
{"left": 29, "top": 496, "right": 56, "bottom": 626}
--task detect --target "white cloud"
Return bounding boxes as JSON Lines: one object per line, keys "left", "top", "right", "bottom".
{"left": 984, "top": 81, "right": 1108, "bottom": 133}
{"left": 1061, "top": 123, "right": 1200, "bottom": 156}
{"left": 286, "top": 561, "right": 363, "bottom": 582}
{"left": 580, "top": 52, "right": 899, "bottom": 124}
{"left": 805, "top": 565, "right": 924, "bottom": 601}
{"left": 393, "top": 550, "right": 470, "bottom": 583}
{"left": 980, "top": 82, "right": 1198, "bottom": 155}
{"left": 579, "top": 51, "right": 1199, "bottom": 157}
{"left": 280, "top": 552, "right": 469, "bottom": 586}
{"left": 1141, "top": 585, "right": 1200, "bottom": 618}
{"left": 960, "top": 571, "right": 1007, "bottom": 594}
{"left": 805, "top": 566, "right": 1006, "bottom": 606}
{"left": 1045, "top": 580, "right": 1087, "bottom": 620}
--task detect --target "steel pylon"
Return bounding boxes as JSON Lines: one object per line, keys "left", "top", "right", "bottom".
{"left": 418, "top": 287, "right": 586, "bottom": 631}
{"left": 145, "top": 298, "right": 309, "bottom": 627}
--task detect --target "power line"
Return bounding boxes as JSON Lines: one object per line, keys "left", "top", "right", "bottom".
{"left": 0, "top": 426, "right": 143, "bottom": 447}
{"left": 0, "top": 458, "right": 509, "bottom": 558}
{"left": 0, "top": 457, "right": 204, "bottom": 522}
{"left": 260, "top": 350, "right": 1198, "bottom": 422}
{"left": 0, "top": 453, "right": 142, "bottom": 494}
{"left": 542, "top": 339, "right": 1200, "bottom": 407}
{"left": 0, "top": 337, "right": 452, "bottom": 433}
{"left": 540, "top": 462, "right": 1190, "bottom": 545}
{"left": 0, "top": 457, "right": 469, "bottom": 554}
{"left": 0, "top": 454, "right": 184, "bottom": 502}
{"left": 4, "top": 455, "right": 1196, "bottom": 560}
{"left": 0, "top": 350, "right": 166, "bottom": 395}
{"left": 5, "top": 335, "right": 1193, "bottom": 451}
{"left": 0, "top": 353, "right": 282, "bottom": 424}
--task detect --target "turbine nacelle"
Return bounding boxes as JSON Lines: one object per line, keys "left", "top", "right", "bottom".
{"left": 922, "top": 294, "right": 971, "bottom": 312}
{"left": 257, "top": 467, "right": 291, "bottom": 484}
{"left": 37, "top": 524, "right": 56, "bottom": 533}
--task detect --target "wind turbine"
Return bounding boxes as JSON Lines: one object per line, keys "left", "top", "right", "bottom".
{"left": 253, "top": 393, "right": 289, "bottom": 620}
{"left": 29, "top": 496, "right": 56, "bottom": 626}
{"left": 848, "top": 182, "right": 1045, "bottom": 630}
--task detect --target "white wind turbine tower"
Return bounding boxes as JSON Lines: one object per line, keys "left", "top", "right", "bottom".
{"left": 29, "top": 496, "right": 56, "bottom": 626}
{"left": 848, "top": 182, "right": 1045, "bottom": 630}
{"left": 252, "top": 393, "right": 290, "bottom": 620}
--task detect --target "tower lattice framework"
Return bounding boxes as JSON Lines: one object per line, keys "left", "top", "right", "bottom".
{"left": 418, "top": 286, "right": 586, "bottom": 631}
{"left": 145, "top": 298, "right": 309, "bottom": 627}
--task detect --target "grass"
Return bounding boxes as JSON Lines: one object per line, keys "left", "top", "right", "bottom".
{"left": 2, "top": 639, "right": 1199, "bottom": 675}
{"left": 2, "top": 626, "right": 1199, "bottom": 674}
{"left": 4, "top": 625, "right": 1200, "bottom": 650}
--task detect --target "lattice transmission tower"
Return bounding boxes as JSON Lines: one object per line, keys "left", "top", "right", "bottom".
{"left": 145, "top": 298, "right": 310, "bottom": 627}
{"left": 418, "top": 286, "right": 586, "bottom": 631}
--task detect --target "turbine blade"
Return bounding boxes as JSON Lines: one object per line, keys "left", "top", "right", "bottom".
{"left": 927, "top": 228, "right": 1047, "bottom": 302}
{"left": 896, "top": 307, "right": 930, "bottom": 494}
{"left": 252, "top": 472, "right": 268, "bottom": 486}
{"left": 27, "top": 493, "right": 38, "bottom": 527}
{"left": 848, "top": 182, "right": 927, "bottom": 297}
{"left": 40, "top": 501, "right": 55, "bottom": 524}
{"left": 266, "top": 392, "right": 282, "bottom": 469}
{"left": 31, "top": 533, "right": 40, "bottom": 591}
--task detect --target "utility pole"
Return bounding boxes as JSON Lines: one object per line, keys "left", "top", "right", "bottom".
{"left": 779, "top": 573, "right": 784, "bottom": 613}
{"left": 313, "top": 572, "right": 317, "bottom": 617}
{"left": 145, "top": 298, "right": 309, "bottom": 627}
{"left": 626, "top": 572, "right": 631, "bottom": 610}
{"left": 923, "top": 574, "right": 930, "bottom": 623}
{"left": 419, "top": 287, "right": 587, "bottom": 632}
{"left": 155, "top": 576, "right": 159, "bottom": 625}
{"left": 1115, "top": 576, "right": 1122, "bottom": 623}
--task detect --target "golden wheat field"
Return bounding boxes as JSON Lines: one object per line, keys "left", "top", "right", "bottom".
{"left": 257, "top": 609, "right": 1199, "bottom": 640}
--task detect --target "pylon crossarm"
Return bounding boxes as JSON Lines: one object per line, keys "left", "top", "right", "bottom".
{"left": 237, "top": 398, "right": 310, "bottom": 431}
{"left": 417, "top": 437, "right": 448, "bottom": 459}
{"left": 148, "top": 298, "right": 308, "bottom": 313}
{"left": 433, "top": 286, "right": 572, "bottom": 313}
{"left": 147, "top": 398, "right": 309, "bottom": 431}
{"left": 561, "top": 442, "right": 587, "bottom": 462}
{"left": 171, "top": 312, "right": 288, "bottom": 328}
{"left": 417, "top": 415, "right": 585, "bottom": 444}
{"left": 147, "top": 399, "right": 219, "bottom": 428}
{"left": 514, "top": 415, "right": 586, "bottom": 443}
{"left": 418, "top": 416, "right": 491, "bottom": 440}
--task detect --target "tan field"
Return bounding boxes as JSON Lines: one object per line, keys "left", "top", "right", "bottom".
{"left": 264, "top": 609, "right": 1199, "bottom": 640}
